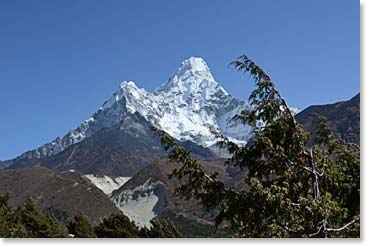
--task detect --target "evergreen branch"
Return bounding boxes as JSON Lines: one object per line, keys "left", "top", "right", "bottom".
{"left": 230, "top": 55, "right": 297, "bottom": 128}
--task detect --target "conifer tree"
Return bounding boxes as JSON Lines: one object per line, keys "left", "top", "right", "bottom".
{"left": 152, "top": 54, "right": 360, "bottom": 238}
{"left": 139, "top": 219, "right": 183, "bottom": 238}
{"left": 18, "top": 196, "right": 67, "bottom": 238}
{"left": 67, "top": 213, "right": 96, "bottom": 238}
{"left": 94, "top": 213, "right": 139, "bottom": 238}
{"left": 0, "top": 194, "right": 67, "bottom": 238}
{"left": 0, "top": 192, "right": 29, "bottom": 238}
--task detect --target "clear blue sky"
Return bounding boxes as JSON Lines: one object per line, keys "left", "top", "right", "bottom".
{"left": 0, "top": 0, "right": 359, "bottom": 160}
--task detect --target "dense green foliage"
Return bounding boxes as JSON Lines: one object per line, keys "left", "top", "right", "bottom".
{"left": 0, "top": 193, "right": 67, "bottom": 238}
{"left": 153, "top": 54, "right": 360, "bottom": 238}
{"left": 162, "top": 212, "right": 229, "bottom": 237}
{"left": 67, "top": 213, "right": 96, "bottom": 238}
{"left": 94, "top": 214, "right": 182, "bottom": 238}
{"left": 0, "top": 193, "right": 182, "bottom": 238}
{"left": 139, "top": 218, "right": 183, "bottom": 238}
{"left": 94, "top": 213, "right": 139, "bottom": 238}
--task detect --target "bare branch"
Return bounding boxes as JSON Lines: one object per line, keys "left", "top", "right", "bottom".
{"left": 290, "top": 202, "right": 301, "bottom": 207}
{"left": 308, "top": 225, "right": 323, "bottom": 237}
{"left": 325, "top": 219, "right": 356, "bottom": 232}
{"left": 286, "top": 158, "right": 323, "bottom": 177}
{"left": 308, "top": 219, "right": 357, "bottom": 237}
{"left": 204, "top": 173, "right": 215, "bottom": 183}
{"left": 276, "top": 222, "right": 298, "bottom": 234}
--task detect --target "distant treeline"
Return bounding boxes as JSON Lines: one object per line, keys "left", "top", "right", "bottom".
{"left": 0, "top": 192, "right": 182, "bottom": 238}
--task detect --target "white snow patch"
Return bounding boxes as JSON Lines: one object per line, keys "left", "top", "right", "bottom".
{"left": 290, "top": 107, "right": 301, "bottom": 115}
{"left": 84, "top": 174, "right": 130, "bottom": 196}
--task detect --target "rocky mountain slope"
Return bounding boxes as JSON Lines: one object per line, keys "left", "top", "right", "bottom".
{"left": 5, "top": 113, "right": 165, "bottom": 175}
{"left": 5, "top": 113, "right": 216, "bottom": 176}
{"left": 295, "top": 93, "right": 360, "bottom": 145}
{"left": 0, "top": 166, "right": 120, "bottom": 224}
{"left": 1, "top": 57, "right": 251, "bottom": 170}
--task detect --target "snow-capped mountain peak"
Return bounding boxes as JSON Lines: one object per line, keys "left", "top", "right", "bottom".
{"left": 7, "top": 57, "right": 252, "bottom": 162}
{"left": 156, "top": 57, "right": 227, "bottom": 96}
{"left": 101, "top": 81, "right": 140, "bottom": 111}
{"left": 171, "top": 56, "right": 213, "bottom": 80}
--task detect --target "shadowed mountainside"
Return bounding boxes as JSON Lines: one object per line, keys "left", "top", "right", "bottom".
{"left": 4, "top": 113, "right": 216, "bottom": 176}
{"left": 296, "top": 93, "right": 360, "bottom": 145}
